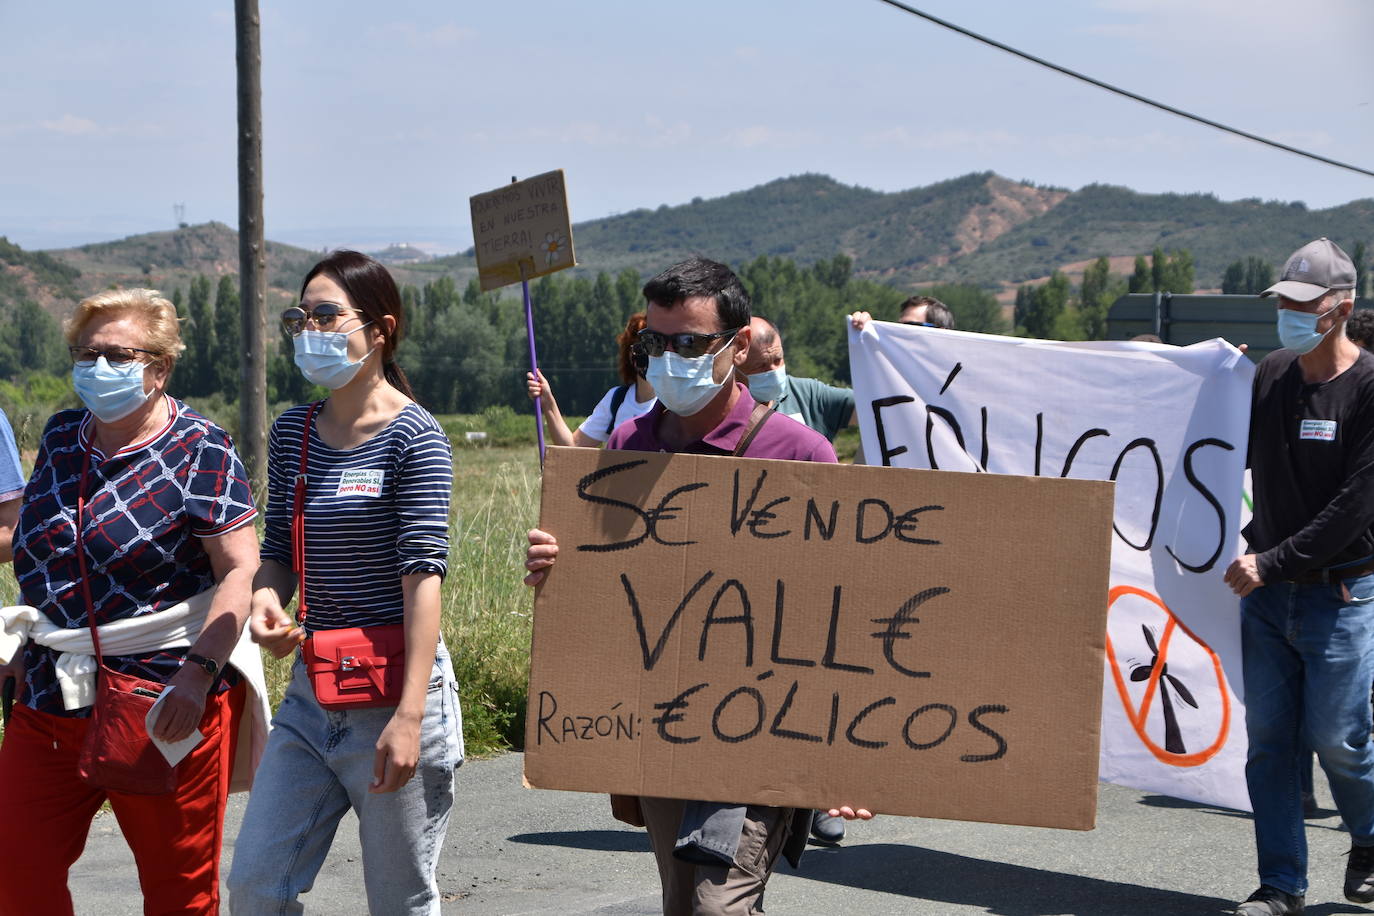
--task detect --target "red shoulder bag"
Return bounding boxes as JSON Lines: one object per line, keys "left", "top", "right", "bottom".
{"left": 294, "top": 402, "right": 407, "bottom": 709}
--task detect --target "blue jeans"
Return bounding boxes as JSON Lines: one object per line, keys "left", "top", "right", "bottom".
{"left": 1242, "top": 574, "right": 1374, "bottom": 895}
{"left": 227, "top": 647, "right": 464, "bottom": 915}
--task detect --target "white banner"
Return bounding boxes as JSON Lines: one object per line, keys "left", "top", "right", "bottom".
{"left": 849, "top": 321, "right": 1255, "bottom": 811}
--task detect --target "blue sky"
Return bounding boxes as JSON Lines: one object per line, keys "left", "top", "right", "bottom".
{"left": 2, "top": 0, "right": 1372, "bottom": 253}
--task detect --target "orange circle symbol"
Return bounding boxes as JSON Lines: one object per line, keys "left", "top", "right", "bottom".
{"left": 1104, "top": 585, "right": 1231, "bottom": 768}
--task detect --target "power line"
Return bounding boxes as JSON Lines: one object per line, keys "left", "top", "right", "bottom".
{"left": 872, "top": 0, "right": 1374, "bottom": 181}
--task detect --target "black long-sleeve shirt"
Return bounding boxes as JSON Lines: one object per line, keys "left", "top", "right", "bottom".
{"left": 1245, "top": 348, "right": 1374, "bottom": 582}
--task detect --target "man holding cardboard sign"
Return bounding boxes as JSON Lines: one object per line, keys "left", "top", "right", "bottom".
{"left": 1226, "top": 238, "right": 1374, "bottom": 916}
{"left": 524, "top": 256, "right": 869, "bottom": 915}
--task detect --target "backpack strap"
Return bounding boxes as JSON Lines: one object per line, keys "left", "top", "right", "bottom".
{"left": 606, "top": 383, "right": 632, "bottom": 438}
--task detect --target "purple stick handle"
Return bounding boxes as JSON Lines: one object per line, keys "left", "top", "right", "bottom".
{"left": 522, "top": 275, "right": 546, "bottom": 465}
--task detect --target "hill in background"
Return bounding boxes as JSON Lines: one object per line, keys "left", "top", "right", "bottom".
{"left": 5, "top": 172, "right": 1373, "bottom": 317}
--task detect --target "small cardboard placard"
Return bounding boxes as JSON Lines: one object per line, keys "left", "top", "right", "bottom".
{"left": 524, "top": 446, "right": 1115, "bottom": 830}
{"left": 469, "top": 170, "right": 576, "bottom": 291}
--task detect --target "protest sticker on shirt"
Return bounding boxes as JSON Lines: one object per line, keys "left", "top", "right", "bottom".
{"left": 1299, "top": 419, "right": 1337, "bottom": 441}
{"left": 335, "top": 469, "right": 384, "bottom": 498}
{"left": 526, "top": 446, "right": 1114, "bottom": 830}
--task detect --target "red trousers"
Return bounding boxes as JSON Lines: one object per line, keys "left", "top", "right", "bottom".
{"left": 0, "top": 682, "right": 244, "bottom": 916}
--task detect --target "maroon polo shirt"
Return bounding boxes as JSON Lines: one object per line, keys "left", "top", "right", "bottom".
{"left": 606, "top": 382, "right": 838, "bottom": 462}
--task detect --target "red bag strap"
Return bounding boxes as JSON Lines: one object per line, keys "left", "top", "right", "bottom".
{"left": 293, "top": 402, "right": 322, "bottom": 626}
{"left": 74, "top": 441, "right": 105, "bottom": 663}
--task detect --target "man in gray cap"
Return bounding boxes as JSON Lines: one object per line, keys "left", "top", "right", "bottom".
{"left": 1224, "top": 238, "right": 1374, "bottom": 915}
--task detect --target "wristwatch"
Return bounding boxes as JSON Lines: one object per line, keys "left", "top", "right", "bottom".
{"left": 183, "top": 652, "right": 219, "bottom": 677}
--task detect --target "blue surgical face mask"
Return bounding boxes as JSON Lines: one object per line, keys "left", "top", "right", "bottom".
{"left": 746, "top": 366, "right": 787, "bottom": 403}
{"left": 72, "top": 357, "right": 154, "bottom": 422}
{"left": 1277, "top": 301, "right": 1340, "bottom": 355}
{"left": 646, "top": 334, "right": 736, "bottom": 417}
{"left": 293, "top": 323, "right": 375, "bottom": 389}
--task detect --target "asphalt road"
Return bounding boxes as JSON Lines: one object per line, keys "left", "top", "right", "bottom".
{"left": 69, "top": 752, "right": 1374, "bottom": 915}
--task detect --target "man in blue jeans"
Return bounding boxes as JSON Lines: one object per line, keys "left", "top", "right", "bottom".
{"left": 1225, "top": 238, "right": 1374, "bottom": 916}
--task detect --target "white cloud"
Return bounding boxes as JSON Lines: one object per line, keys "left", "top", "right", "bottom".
{"left": 861, "top": 127, "right": 1021, "bottom": 152}
{"left": 1090, "top": 0, "right": 1368, "bottom": 52}
{"left": 1074, "top": 22, "right": 1142, "bottom": 38}
{"left": 722, "top": 125, "right": 817, "bottom": 150}
{"left": 372, "top": 21, "right": 476, "bottom": 48}
{"left": 1039, "top": 130, "right": 1183, "bottom": 156}
{"left": 465, "top": 121, "right": 626, "bottom": 147}
{"left": 40, "top": 114, "right": 99, "bottom": 136}
{"left": 641, "top": 117, "right": 692, "bottom": 149}
{"left": 464, "top": 116, "right": 699, "bottom": 151}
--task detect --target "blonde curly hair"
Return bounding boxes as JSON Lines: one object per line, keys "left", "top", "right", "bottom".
{"left": 64, "top": 288, "right": 186, "bottom": 365}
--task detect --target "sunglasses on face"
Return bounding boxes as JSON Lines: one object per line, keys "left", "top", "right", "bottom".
{"left": 899, "top": 320, "right": 937, "bottom": 328}
{"left": 637, "top": 327, "right": 741, "bottom": 359}
{"left": 280, "top": 302, "right": 360, "bottom": 336}
{"left": 69, "top": 345, "right": 158, "bottom": 367}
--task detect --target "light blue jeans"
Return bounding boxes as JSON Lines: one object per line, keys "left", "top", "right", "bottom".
{"left": 1242, "top": 574, "right": 1374, "bottom": 896}
{"left": 227, "top": 647, "right": 464, "bottom": 915}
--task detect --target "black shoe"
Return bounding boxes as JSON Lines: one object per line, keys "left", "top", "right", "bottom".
{"left": 1233, "top": 886, "right": 1304, "bottom": 915}
{"left": 1347, "top": 843, "right": 1374, "bottom": 903}
{"left": 809, "top": 810, "right": 845, "bottom": 844}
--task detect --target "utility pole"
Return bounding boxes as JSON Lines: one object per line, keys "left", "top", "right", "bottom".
{"left": 235, "top": 0, "right": 267, "bottom": 496}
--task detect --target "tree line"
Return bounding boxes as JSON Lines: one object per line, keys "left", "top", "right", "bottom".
{"left": 9, "top": 242, "right": 1365, "bottom": 438}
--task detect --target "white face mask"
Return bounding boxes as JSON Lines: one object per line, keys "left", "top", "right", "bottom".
{"left": 646, "top": 334, "right": 736, "bottom": 416}
{"left": 1277, "top": 301, "right": 1341, "bottom": 355}
{"left": 745, "top": 366, "right": 787, "bottom": 403}
{"left": 293, "top": 323, "right": 375, "bottom": 389}
{"left": 72, "top": 356, "right": 154, "bottom": 422}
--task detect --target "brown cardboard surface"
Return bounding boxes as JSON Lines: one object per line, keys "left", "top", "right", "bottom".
{"left": 524, "top": 446, "right": 1115, "bottom": 830}
{"left": 469, "top": 170, "right": 576, "bottom": 290}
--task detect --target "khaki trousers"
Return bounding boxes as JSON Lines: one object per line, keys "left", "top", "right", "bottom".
{"left": 639, "top": 796, "right": 793, "bottom": 916}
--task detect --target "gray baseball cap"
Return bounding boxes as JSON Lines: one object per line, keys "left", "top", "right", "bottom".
{"left": 1261, "top": 237, "right": 1357, "bottom": 301}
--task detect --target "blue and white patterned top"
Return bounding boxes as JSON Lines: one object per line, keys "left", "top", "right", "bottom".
{"left": 14, "top": 397, "right": 258, "bottom": 716}
{"left": 260, "top": 401, "right": 453, "bottom": 632}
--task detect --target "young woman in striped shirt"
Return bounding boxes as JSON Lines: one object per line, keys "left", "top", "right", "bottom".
{"left": 228, "top": 250, "right": 462, "bottom": 915}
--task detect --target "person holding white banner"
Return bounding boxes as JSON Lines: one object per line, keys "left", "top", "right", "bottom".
{"left": 1224, "top": 238, "right": 1374, "bottom": 916}
{"left": 737, "top": 316, "right": 856, "bottom": 441}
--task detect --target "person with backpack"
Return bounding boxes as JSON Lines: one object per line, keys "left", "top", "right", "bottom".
{"left": 527, "top": 312, "right": 656, "bottom": 447}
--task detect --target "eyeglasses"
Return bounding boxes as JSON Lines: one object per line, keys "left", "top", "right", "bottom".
{"left": 280, "top": 302, "right": 359, "bottom": 336}
{"left": 637, "top": 327, "right": 741, "bottom": 359}
{"left": 69, "top": 346, "right": 159, "bottom": 367}
{"left": 899, "top": 320, "right": 936, "bottom": 328}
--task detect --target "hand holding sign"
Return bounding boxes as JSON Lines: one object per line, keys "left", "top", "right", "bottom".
{"left": 524, "top": 527, "right": 558, "bottom": 587}
{"left": 1223, "top": 553, "right": 1263, "bottom": 597}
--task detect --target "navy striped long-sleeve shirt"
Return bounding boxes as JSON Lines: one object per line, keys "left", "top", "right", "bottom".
{"left": 261, "top": 402, "right": 453, "bottom": 631}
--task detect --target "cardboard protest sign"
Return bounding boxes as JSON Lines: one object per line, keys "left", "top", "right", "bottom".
{"left": 524, "top": 445, "right": 1114, "bottom": 830}
{"left": 848, "top": 323, "right": 1255, "bottom": 812}
{"left": 469, "top": 170, "right": 575, "bottom": 291}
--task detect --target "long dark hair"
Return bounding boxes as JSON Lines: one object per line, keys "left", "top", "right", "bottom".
{"left": 300, "top": 250, "right": 416, "bottom": 400}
